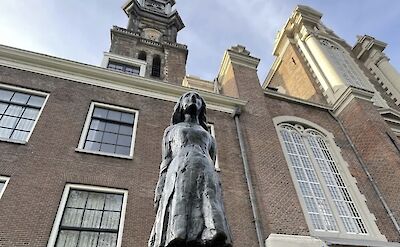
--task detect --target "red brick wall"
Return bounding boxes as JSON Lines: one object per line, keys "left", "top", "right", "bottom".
{"left": 0, "top": 66, "right": 256, "bottom": 246}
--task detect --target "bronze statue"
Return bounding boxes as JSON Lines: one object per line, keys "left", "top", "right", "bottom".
{"left": 149, "top": 91, "right": 232, "bottom": 247}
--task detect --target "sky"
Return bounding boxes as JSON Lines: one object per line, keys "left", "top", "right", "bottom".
{"left": 0, "top": 0, "right": 399, "bottom": 82}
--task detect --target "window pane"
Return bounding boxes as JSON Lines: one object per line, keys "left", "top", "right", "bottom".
{"left": 78, "top": 232, "right": 99, "bottom": 247}
{"left": 27, "top": 95, "right": 45, "bottom": 107}
{"left": 0, "top": 182, "right": 5, "bottom": 192}
{"left": 84, "top": 106, "right": 136, "bottom": 155}
{"left": 117, "top": 135, "right": 131, "bottom": 146}
{"left": 93, "top": 108, "right": 108, "bottom": 118}
{"left": 105, "top": 123, "right": 119, "bottom": 133}
{"left": 103, "top": 132, "right": 118, "bottom": 145}
{"left": 5, "top": 105, "right": 24, "bottom": 117}
{"left": 279, "top": 125, "right": 338, "bottom": 232}
{"left": 67, "top": 190, "right": 89, "bottom": 208}
{"left": 82, "top": 210, "right": 102, "bottom": 228}
{"left": 98, "top": 233, "right": 117, "bottom": 247}
{"left": 90, "top": 119, "right": 105, "bottom": 131}
{"left": 121, "top": 113, "right": 134, "bottom": 124}
{"left": 86, "top": 192, "right": 105, "bottom": 210}
{"left": 87, "top": 130, "right": 103, "bottom": 142}
{"left": 85, "top": 141, "right": 101, "bottom": 151}
{"left": 0, "top": 128, "right": 12, "bottom": 139}
{"left": 119, "top": 126, "right": 133, "bottom": 136}
{"left": 11, "top": 92, "right": 30, "bottom": 104}
{"left": 307, "top": 133, "right": 367, "bottom": 234}
{"left": 0, "top": 103, "right": 8, "bottom": 114}
{"left": 61, "top": 208, "right": 84, "bottom": 227}
{"left": 0, "top": 89, "right": 13, "bottom": 101}
{"left": 11, "top": 130, "right": 29, "bottom": 141}
{"left": 101, "top": 212, "right": 120, "bottom": 230}
{"left": 56, "top": 230, "right": 79, "bottom": 247}
{"left": 22, "top": 108, "right": 39, "bottom": 120}
{"left": 115, "top": 146, "right": 130, "bottom": 156}
{"left": 16, "top": 119, "right": 34, "bottom": 131}
{"left": 100, "top": 144, "right": 115, "bottom": 153}
{"left": 107, "top": 110, "right": 121, "bottom": 121}
{"left": 0, "top": 116, "right": 18, "bottom": 128}
{"left": 104, "top": 194, "right": 123, "bottom": 211}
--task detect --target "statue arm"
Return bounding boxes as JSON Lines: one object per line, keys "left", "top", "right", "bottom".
{"left": 154, "top": 127, "right": 173, "bottom": 210}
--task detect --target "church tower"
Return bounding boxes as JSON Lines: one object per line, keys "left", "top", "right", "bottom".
{"left": 102, "top": 0, "right": 187, "bottom": 85}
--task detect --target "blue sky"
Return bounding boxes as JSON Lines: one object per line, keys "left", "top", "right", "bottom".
{"left": 0, "top": 0, "right": 399, "bottom": 82}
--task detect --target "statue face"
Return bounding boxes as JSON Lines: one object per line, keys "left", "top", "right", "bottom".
{"left": 181, "top": 92, "right": 203, "bottom": 115}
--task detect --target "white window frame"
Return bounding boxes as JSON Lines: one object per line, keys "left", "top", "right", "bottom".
{"left": 0, "top": 176, "right": 10, "bottom": 199}
{"left": 0, "top": 83, "right": 49, "bottom": 144}
{"left": 76, "top": 102, "right": 139, "bottom": 159}
{"left": 101, "top": 52, "right": 146, "bottom": 77}
{"left": 273, "top": 116, "right": 387, "bottom": 242}
{"left": 207, "top": 123, "right": 220, "bottom": 171}
{"left": 47, "top": 184, "right": 128, "bottom": 247}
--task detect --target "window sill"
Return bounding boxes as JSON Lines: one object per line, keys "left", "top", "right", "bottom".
{"left": 0, "top": 137, "right": 27, "bottom": 145}
{"left": 75, "top": 148, "right": 133, "bottom": 160}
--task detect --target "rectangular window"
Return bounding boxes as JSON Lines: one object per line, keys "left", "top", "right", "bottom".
{"left": 0, "top": 176, "right": 10, "bottom": 199}
{"left": 48, "top": 184, "right": 128, "bottom": 247}
{"left": 207, "top": 123, "right": 220, "bottom": 171}
{"left": 107, "top": 62, "right": 140, "bottom": 76}
{"left": 77, "top": 102, "right": 139, "bottom": 159}
{"left": 0, "top": 85, "right": 48, "bottom": 143}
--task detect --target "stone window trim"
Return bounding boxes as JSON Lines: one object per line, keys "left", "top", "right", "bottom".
{"left": 76, "top": 102, "right": 139, "bottom": 160}
{"left": 101, "top": 52, "right": 146, "bottom": 77}
{"left": 318, "top": 37, "right": 374, "bottom": 92}
{"left": 207, "top": 123, "right": 220, "bottom": 172}
{"left": 0, "top": 176, "right": 10, "bottom": 199}
{"left": 273, "top": 116, "right": 387, "bottom": 242}
{"left": 0, "top": 83, "right": 49, "bottom": 144}
{"left": 47, "top": 184, "right": 128, "bottom": 247}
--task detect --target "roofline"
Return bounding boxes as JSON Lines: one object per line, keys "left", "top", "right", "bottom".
{"left": 0, "top": 44, "right": 246, "bottom": 114}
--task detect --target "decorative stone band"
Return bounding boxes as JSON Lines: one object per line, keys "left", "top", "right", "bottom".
{"left": 0, "top": 44, "right": 246, "bottom": 114}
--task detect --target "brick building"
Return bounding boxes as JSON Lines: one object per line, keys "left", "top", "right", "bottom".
{"left": 0, "top": 1, "right": 400, "bottom": 247}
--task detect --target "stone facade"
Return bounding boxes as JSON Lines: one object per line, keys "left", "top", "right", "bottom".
{"left": 0, "top": 2, "right": 400, "bottom": 247}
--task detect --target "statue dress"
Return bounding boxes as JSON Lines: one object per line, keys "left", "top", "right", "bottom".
{"left": 148, "top": 92, "right": 232, "bottom": 247}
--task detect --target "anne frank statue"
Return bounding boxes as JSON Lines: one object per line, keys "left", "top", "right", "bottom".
{"left": 149, "top": 91, "right": 232, "bottom": 247}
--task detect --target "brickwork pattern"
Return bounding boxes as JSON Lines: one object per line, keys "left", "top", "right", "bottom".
{"left": 269, "top": 43, "right": 327, "bottom": 105}
{"left": 0, "top": 66, "right": 256, "bottom": 246}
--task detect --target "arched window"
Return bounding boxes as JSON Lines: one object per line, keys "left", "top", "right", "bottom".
{"left": 319, "top": 39, "right": 371, "bottom": 90}
{"left": 151, "top": 55, "right": 161, "bottom": 78}
{"left": 138, "top": 51, "right": 147, "bottom": 61}
{"left": 274, "top": 116, "right": 385, "bottom": 241}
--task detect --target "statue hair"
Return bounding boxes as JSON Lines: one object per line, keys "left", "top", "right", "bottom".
{"left": 171, "top": 92, "right": 208, "bottom": 131}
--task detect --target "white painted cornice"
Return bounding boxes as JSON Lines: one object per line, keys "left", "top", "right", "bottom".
{"left": 332, "top": 86, "right": 374, "bottom": 116}
{"left": 0, "top": 45, "right": 246, "bottom": 114}
{"left": 264, "top": 89, "right": 332, "bottom": 110}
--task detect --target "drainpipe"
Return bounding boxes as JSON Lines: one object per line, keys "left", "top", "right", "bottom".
{"left": 233, "top": 108, "right": 265, "bottom": 247}
{"left": 329, "top": 111, "right": 400, "bottom": 235}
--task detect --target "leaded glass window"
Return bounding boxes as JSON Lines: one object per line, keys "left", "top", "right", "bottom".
{"left": 82, "top": 105, "right": 136, "bottom": 157}
{"left": 0, "top": 88, "right": 46, "bottom": 142}
{"left": 278, "top": 123, "right": 367, "bottom": 234}
{"left": 107, "top": 62, "right": 140, "bottom": 76}
{"left": 55, "top": 189, "right": 124, "bottom": 247}
{"left": 319, "top": 39, "right": 371, "bottom": 91}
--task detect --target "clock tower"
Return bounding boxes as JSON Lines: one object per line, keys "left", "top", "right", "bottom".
{"left": 103, "top": 0, "right": 187, "bottom": 85}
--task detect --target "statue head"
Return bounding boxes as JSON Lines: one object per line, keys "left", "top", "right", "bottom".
{"left": 171, "top": 91, "right": 208, "bottom": 130}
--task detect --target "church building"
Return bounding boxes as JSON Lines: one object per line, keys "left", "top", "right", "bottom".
{"left": 0, "top": 1, "right": 400, "bottom": 246}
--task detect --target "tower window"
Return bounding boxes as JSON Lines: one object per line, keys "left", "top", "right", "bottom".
{"left": 108, "top": 62, "right": 140, "bottom": 76}
{"left": 151, "top": 55, "right": 161, "bottom": 78}
{"left": 138, "top": 51, "right": 147, "bottom": 61}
